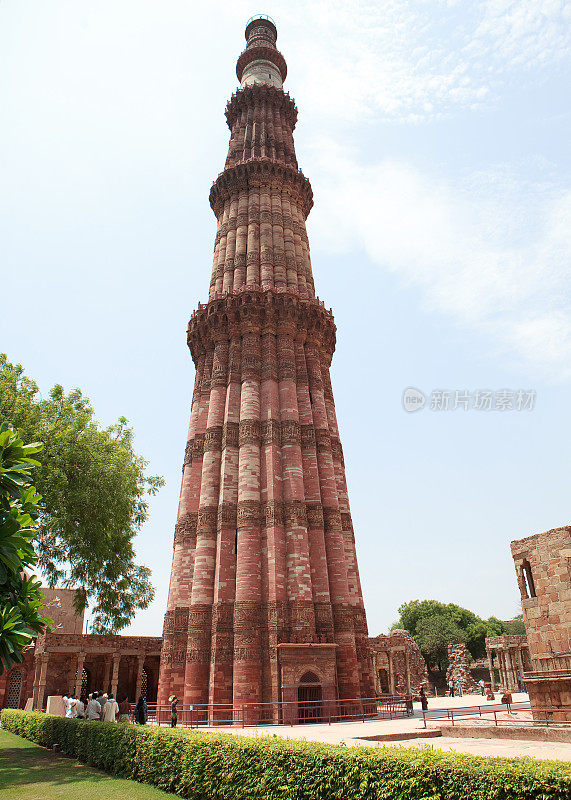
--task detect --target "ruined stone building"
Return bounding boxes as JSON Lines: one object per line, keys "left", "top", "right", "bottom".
{"left": 369, "top": 630, "right": 429, "bottom": 697}
{"left": 157, "top": 16, "right": 375, "bottom": 721}
{"left": 485, "top": 633, "right": 531, "bottom": 693}
{"left": 0, "top": 589, "right": 161, "bottom": 710}
{"left": 446, "top": 643, "right": 481, "bottom": 694}
{"left": 511, "top": 526, "right": 571, "bottom": 720}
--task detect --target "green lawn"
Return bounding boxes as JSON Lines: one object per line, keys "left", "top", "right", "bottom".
{"left": 0, "top": 728, "right": 173, "bottom": 799}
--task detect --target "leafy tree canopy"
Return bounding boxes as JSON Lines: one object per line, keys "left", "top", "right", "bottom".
{"left": 415, "top": 614, "right": 466, "bottom": 671}
{"left": 0, "top": 355, "right": 164, "bottom": 634}
{"left": 392, "top": 599, "right": 519, "bottom": 670}
{"left": 0, "top": 422, "right": 51, "bottom": 673}
{"left": 504, "top": 614, "right": 526, "bottom": 635}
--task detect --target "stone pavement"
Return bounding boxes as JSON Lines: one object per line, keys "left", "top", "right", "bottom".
{"left": 206, "top": 693, "right": 571, "bottom": 761}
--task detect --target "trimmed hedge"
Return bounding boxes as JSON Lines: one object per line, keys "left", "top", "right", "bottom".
{"left": 2, "top": 708, "right": 570, "bottom": 799}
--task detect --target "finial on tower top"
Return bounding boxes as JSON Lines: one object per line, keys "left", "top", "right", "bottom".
{"left": 238, "top": 15, "right": 286, "bottom": 89}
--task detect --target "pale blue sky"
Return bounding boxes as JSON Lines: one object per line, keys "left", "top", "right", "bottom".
{"left": 1, "top": 1, "right": 570, "bottom": 636}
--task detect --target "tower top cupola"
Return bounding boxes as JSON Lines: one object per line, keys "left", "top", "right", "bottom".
{"left": 237, "top": 15, "right": 287, "bottom": 89}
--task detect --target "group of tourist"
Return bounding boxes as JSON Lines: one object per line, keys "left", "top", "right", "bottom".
{"left": 447, "top": 678, "right": 466, "bottom": 697}
{"left": 60, "top": 692, "right": 177, "bottom": 727}
{"left": 62, "top": 691, "right": 143, "bottom": 723}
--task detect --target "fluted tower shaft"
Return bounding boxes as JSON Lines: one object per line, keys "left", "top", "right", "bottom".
{"left": 158, "top": 16, "right": 374, "bottom": 718}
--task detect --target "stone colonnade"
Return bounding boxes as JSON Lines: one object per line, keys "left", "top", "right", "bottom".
{"left": 485, "top": 634, "right": 530, "bottom": 692}
{"left": 31, "top": 633, "right": 162, "bottom": 710}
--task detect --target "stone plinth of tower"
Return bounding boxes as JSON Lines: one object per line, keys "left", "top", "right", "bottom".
{"left": 157, "top": 16, "right": 375, "bottom": 723}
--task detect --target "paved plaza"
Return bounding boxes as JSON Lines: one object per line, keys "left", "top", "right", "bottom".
{"left": 205, "top": 693, "right": 571, "bottom": 761}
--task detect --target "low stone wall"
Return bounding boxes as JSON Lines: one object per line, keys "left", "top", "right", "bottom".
{"left": 437, "top": 722, "right": 571, "bottom": 743}
{"left": 526, "top": 670, "right": 571, "bottom": 722}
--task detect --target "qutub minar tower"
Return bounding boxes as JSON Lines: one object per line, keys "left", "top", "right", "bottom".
{"left": 158, "top": 16, "right": 375, "bottom": 721}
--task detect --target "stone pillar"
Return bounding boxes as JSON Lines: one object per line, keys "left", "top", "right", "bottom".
{"left": 508, "top": 648, "right": 518, "bottom": 690}
{"left": 74, "top": 652, "right": 86, "bottom": 698}
{"left": 31, "top": 655, "right": 42, "bottom": 708}
{"left": 515, "top": 647, "right": 524, "bottom": 687}
{"left": 500, "top": 651, "right": 508, "bottom": 689}
{"left": 487, "top": 649, "right": 496, "bottom": 692}
{"left": 504, "top": 649, "right": 512, "bottom": 690}
{"left": 36, "top": 653, "right": 49, "bottom": 710}
{"left": 135, "top": 656, "right": 145, "bottom": 701}
{"left": 404, "top": 649, "right": 411, "bottom": 695}
{"left": 111, "top": 654, "right": 121, "bottom": 698}
{"left": 388, "top": 650, "right": 395, "bottom": 694}
{"left": 102, "top": 656, "right": 112, "bottom": 693}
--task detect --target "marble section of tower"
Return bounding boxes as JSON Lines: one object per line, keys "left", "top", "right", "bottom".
{"left": 157, "top": 17, "right": 375, "bottom": 716}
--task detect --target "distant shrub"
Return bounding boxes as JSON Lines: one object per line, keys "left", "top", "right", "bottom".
{"left": 2, "top": 708, "right": 570, "bottom": 799}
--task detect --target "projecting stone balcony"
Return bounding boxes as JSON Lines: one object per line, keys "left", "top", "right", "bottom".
{"left": 209, "top": 159, "right": 313, "bottom": 218}
{"left": 187, "top": 285, "right": 336, "bottom": 360}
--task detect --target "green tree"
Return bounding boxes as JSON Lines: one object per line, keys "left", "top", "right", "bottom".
{"left": 392, "top": 599, "right": 509, "bottom": 669}
{"left": 504, "top": 614, "right": 526, "bottom": 634}
{"left": 0, "top": 422, "right": 51, "bottom": 673}
{"left": 0, "top": 355, "right": 164, "bottom": 633}
{"left": 415, "top": 614, "right": 466, "bottom": 671}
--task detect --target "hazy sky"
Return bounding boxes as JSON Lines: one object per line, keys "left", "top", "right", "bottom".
{"left": 1, "top": 1, "right": 570, "bottom": 636}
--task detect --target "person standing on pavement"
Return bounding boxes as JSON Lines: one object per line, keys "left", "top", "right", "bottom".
{"left": 118, "top": 696, "right": 130, "bottom": 723}
{"left": 169, "top": 694, "right": 178, "bottom": 728}
{"left": 134, "top": 696, "right": 147, "bottom": 725}
{"left": 448, "top": 679, "right": 455, "bottom": 697}
{"left": 76, "top": 696, "right": 86, "bottom": 718}
{"left": 86, "top": 692, "right": 101, "bottom": 720}
{"left": 102, "top": 694, "right": 119, "bottom": 723}
{"left": 98, "top": 692, "right": 108, "bottom": 716}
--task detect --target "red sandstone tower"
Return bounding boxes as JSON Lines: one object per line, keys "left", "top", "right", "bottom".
{"left": 158, "top": 16, "right": 375, "bottom": 720}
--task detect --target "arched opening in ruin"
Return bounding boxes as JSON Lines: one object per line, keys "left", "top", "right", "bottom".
{"left": 297, "top": 671, "right": 322, "bottom": 723}
{"left": 377, "top": 668, "right": 389, "bottom": 694}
